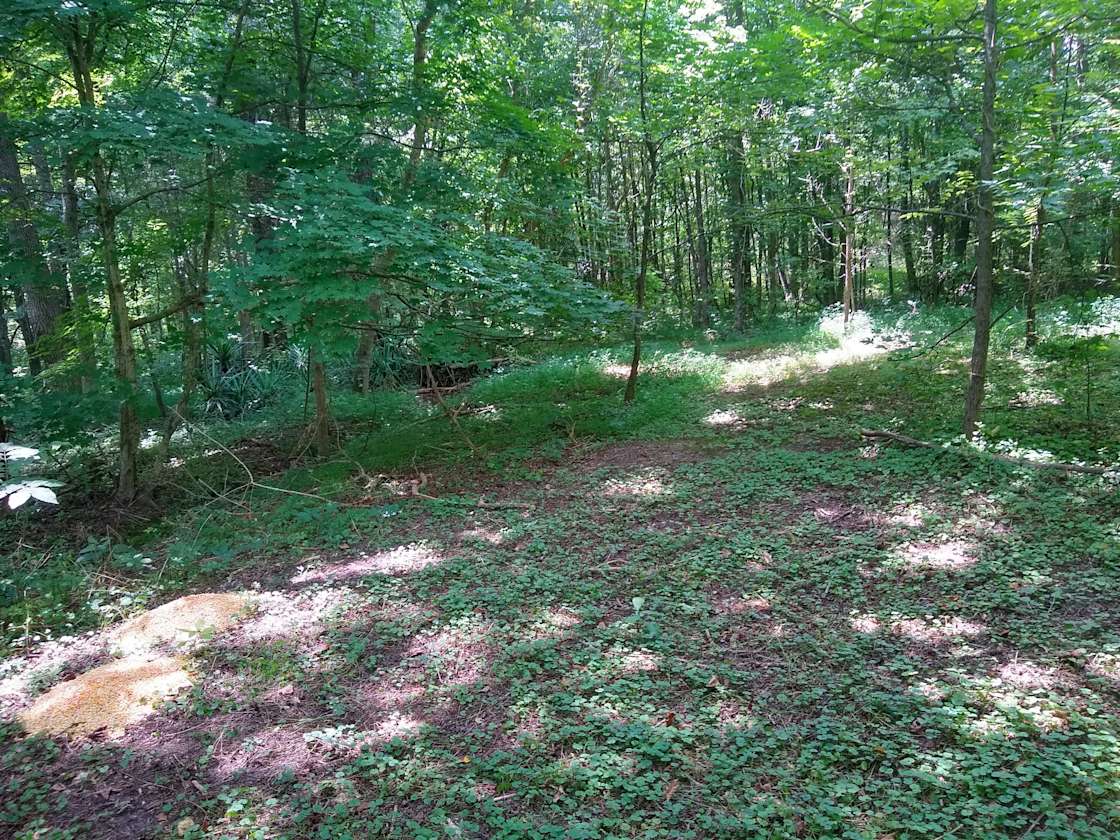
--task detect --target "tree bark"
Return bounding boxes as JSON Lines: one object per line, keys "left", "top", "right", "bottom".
{"left": 402, "top": 0, "right": 441, "bottom": 190}
{"left": 963, "top": 0, "right": 999, "bottom": 437}
{"left": 726, "top": 131, "right": 750, "bottom": 331}
{"left": 63, "top": 22, "right": 142, "bottom": 500}
{"left": 842, "top": 157, "right": 856, "bottom": 324}
{"left": 311, "top": 354, "right": 332, "bottom": 454}
{"left": 0, "top": 113, "right": 67, "bottom": 375}
{"left": 624, "top": 0, "right": 657, "bottom": 404}
{"left": 1025, "top": 201, "right": 1043, "bottom": 348}
{"left": 692, "top": 168, "right": 711, "bottom": 328}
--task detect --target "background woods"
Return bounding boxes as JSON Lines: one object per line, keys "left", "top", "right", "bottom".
{"left": 1, "top": 0, "right": 1117, "bottom": 500}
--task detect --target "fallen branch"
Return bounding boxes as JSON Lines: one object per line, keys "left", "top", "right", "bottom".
{"left": 860, "top": 429, "right": 1113, "bottom": 475}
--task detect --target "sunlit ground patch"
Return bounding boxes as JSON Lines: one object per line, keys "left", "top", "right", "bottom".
{"left": 216, "top": 724, "right": 324, "bottom": 782}
{"left": 403, "top": 619, "right": 494, "bottom": 686}
{"left": 702, "top": 408, "right": 746, "bottom": 429}
{"left": 894, "top": 540, "right": 977, "bottom": 571}
{"left": 1009, "top": 388, "right": 1063, "bottom": 408}
{"left": 722, "top": 332, "right": 896, "bottom": 391}
{"left": 713, "top": 593, "right": 771, "bottom": 615}
{"left": 239, "top": 588, "right": 359, "bottom": 644}
{"left": 996, "top": 659, "right": 1057, "bottom": 690}
{"left": 458, "top": 526, "right": 506, "bottom": 545}
{"left": 601, "top": 469, "right": 672, "bottom": 498}
{"left": 18, "top": 655, "right": 192, "bottom": 737}
{"left": 291, "top": 542, "right": 444, "bottom": 584}
{"left": 891, "top": 615, "right": 986, "bottom": 643}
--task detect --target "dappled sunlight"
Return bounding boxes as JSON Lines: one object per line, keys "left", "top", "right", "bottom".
{"left": 290, "top": 542, "right": 444, "bottom": 584}
{"left": 712, "top": 593, "right": 771, "bottom": 615}
{"left": 721, "top": 335, "right": 896, "bottom": 392}
{"left": 530, "top": 606, "right": 582, "bottom": 639}
{"left": 601, "top": 468, "right": 673, "bottom": 498}
{"left": 216, "top": 724, "right": 325, "bottom": 783}
{"left": 702, "top": 408, "right": 747, "bottom": 429}
{"left": 374, "top": 711, "right": 424, "bottom": 740}
{"left": 239, "top": 588, "right": 359, "bottom": 644}
{"left": 586, "top": 644, "right": 662, "bottom": 677}
{"left": 849, "top": 613, "right": 881, "bottom": 634}
{"left": 458, "top": 525, "right": 506, "bottom": 545}
{"left": 891, "top": 615, "right": 986, "bottom": 644}
{"left": 1082, "top": 651, "right": 1120, "bottom": 686}
{"left": 599, "top": 349, "right": 726, "bottom": 383}
{"left": 996, "top": 660, "right": 1058, "bottom": 690}
{"left": 892, "top": 540, "right": 977, "bottom": 571}
{"left": 849, "top": 612, "right": 986, "bottom": 643}
{"left": 403, "top": 618, "right": 495, "bottom": 687}
{"left": 883, "top": 503, "right": 928, "bottom": 528}
{"left": 1009, "top": 387, "right": 1064, "bottom": 408}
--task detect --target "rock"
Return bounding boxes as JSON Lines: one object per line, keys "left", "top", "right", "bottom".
{"left": 110, "top": 593, "right": 248, "bottom": 656}
{"left": 18, "top": 656, "right": 192, "bottom": 737}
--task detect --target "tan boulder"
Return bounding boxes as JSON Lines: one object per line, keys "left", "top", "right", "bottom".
{"left": 110, "top": 592, "right": 247, "bottom": 655}
{"left": 18, "top": 655, "right": 192, "bottom": 737}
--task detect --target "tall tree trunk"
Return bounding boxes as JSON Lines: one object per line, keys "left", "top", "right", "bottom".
{"left": 402, "top": 0, "right": 441, "bottom": 190}
{"left": 0, "top": 113, "right": 67, "bottom": 375}
{"left": 1112, "top": 202, "right": 1120, "bottom": 286}
{"left": 63, "top": 23, "right": 143, "bottom": 499}
{"left": 0, "top": 290, "right": 13, "bottom": 373}
{"left": 900, "top": 126, "right": 918, "bottom": 295}
{"left": 311, "top": 353, "right": 332, "bottom": 454}
{"left": 885, "top": 137, "right": 895, "bottom": 300}
{"left": 963, "top": 0, "right": 999, "bottom": 436}
{"left": 692, "top": 168, "right": 711, "bottom": 328}
{"left": 61, "top": 154, "right": 96, "bottom": 389}
{"left": 162, "top": 0, "right": 249, "bottom": 458}
{"left": 1025, "top": 201, "right": 1043, "bottom": 349}
{"left": 624, "top": 0, "right": 657, "bottom": 404}
{"left": 726, "top": 131, "right": 750, "bottom": 331}
{"left": 842, "top": 157, "right": 856, "bottom": 324}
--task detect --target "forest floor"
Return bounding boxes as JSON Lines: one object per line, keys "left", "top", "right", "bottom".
{"left": 3, "top": 303, "right": 1120, "bottom": 839}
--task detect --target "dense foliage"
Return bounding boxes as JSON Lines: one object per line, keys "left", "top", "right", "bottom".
{"left": 0, "top": 0, "right": 1116, "bottom": 499}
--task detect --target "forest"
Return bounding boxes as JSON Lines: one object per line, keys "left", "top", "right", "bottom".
{"left": 2, "top": 0, "right": 1120, "bottom": 837}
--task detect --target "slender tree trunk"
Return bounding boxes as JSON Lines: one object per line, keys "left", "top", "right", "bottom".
{"left": 0, "top": 291, "right": 13, "bottom": 373}
{"left": 886, "top": 137, "right": 895, "bottom": 300}
{"left": 726, "top": 131, "right": 749, "bottom": 331}
{"left": 900, "top": 127, "right": 918, "bottom": 295}
{"left": 1112, "top": 203, "right": 1120, "bottom": 286}
{"left": 402, "top": 0, "right": 441, "bottom": 190}
{"left": 311, "top": 353, "right": 331, "bottom": 454}
{"left": 963, "top": 0, "right": 999, "bottom": 436}
{"left": 162, "top": 0, "right": 250, "bottom": 458}
{"left": 63, "top": 24, "right": 142, "bottom": 500}
{"left": 842, "top": 157, "right": 856, "bottom": 324}
{"left": 61, "top": 154, "right": 96, "bottom": 389}
{"left": 1026, "top": 201, "right": 1043, "bottom": 348}
{"left": 693, "top": 168, "right": 711, "bottom": 328}
{"left": 624, "top": 0, "right": 656, "bottom": 404}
